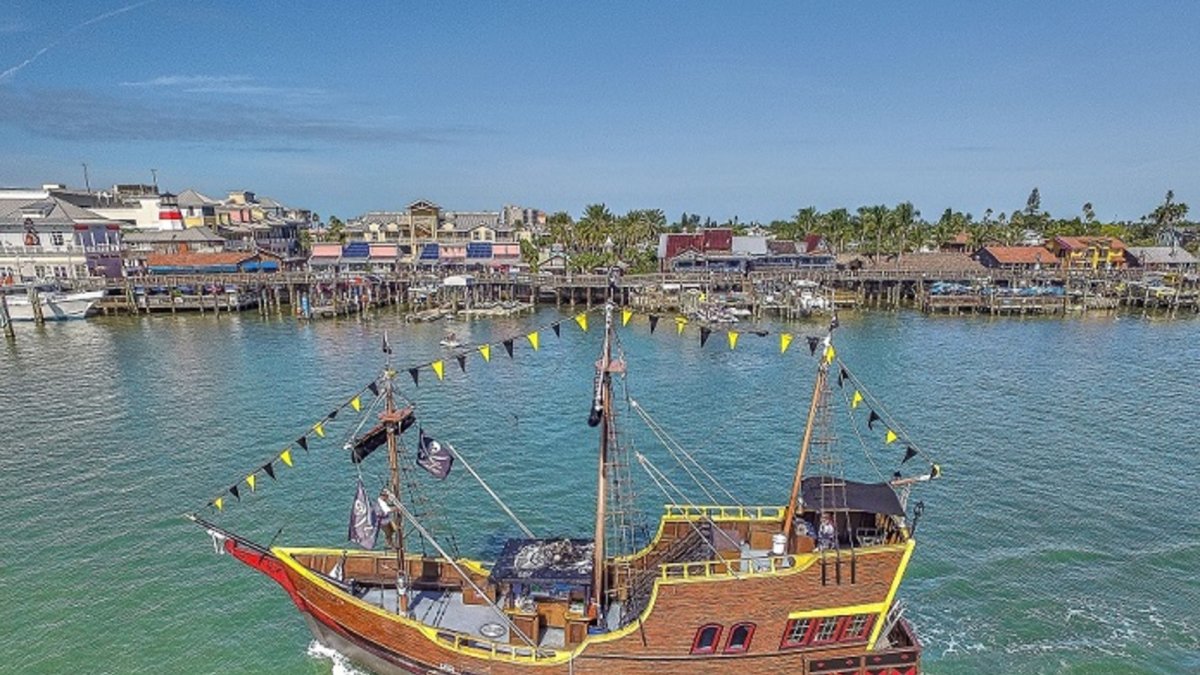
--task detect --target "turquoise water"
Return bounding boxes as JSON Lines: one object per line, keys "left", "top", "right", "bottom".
{"left": 1, "top": 308, "right": 1197, "bottom": 674}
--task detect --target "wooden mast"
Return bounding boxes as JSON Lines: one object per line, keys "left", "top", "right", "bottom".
{"left": 380, "top": 333, "right": 408, "bottom": 613}
{"left": 783, "top": 341, "right": 830, "bottom": 539}
{"left": 591, "top": 299, "right": 614, "bottom": 620}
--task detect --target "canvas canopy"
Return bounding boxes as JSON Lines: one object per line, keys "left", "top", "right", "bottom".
{"left": 801, "top": 476, "right": 904, "bottom": 516}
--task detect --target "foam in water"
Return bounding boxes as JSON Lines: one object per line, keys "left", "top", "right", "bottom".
{"left": 306, "top": 641, "right": 369, "bottom": 675}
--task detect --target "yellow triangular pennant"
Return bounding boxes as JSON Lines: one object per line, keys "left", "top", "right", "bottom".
{"left": 350, "top": 395, "right": 361, "bottom": 412}
{"left": 728, "top": 331, "right": 739, "bottom": 350}
{"left": 246, "top": 474, "right": 257, "bottom": 491}
{"left": 431, "top": 360, "right": 445, "bottom": 380}
{"left": 526, "top": 331, "right": 540, "bottom": 351}
{"left": 780, "top": 332, "right": 793, "bottom": 354}
{"left": 621, "top": 308, "right": 632, "bottom": 326}
{"left": 852, "top": 390, "right": 864, "bottom": 409}
{"left": 885, "top": 429, "right": 898, "bottom": 444}
{"left": 214, "top": 497, "right": 224, "bottom": 511}
{"left": 824, "top": 344, "right": 836, "bottom": 364}
{"left": 280, "top": 448, "right": 293, "bottom": 467}
{"left": 574, "top": 313, "right": 588, "bottom": 332}
{"left": 479, "top": 344, "right": 491, "bottom": 362}
{"left": 313, "top": 421, "right": 325, "bottom": 438}
{"left": 675, "top": 316, "right": 688, "bottom": 335}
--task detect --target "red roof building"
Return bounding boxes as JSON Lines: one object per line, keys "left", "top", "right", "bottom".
{"left": 975, "top": 246, "right": 1060, "bottom": 269}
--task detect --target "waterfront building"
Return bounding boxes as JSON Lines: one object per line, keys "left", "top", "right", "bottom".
{"left": 1123, "top": 246, "right": 1198, "bottom": 271}
{"left": 348, "top": 200, "right": 532, "bottom": 269}
{"left": 974, "top": 245, "right": 1060, "bottom": 271}
{"left": 1047, "top": 236, "right": 1126, "bottom": 270}
{"left": 0, "top": 189, "right": 124, "bottom": 281}
{"left": 176, "top": 189, "right": 223, "bottom": 229}
{"left": 657, "top": 230, "right": 834, "bottom": 272}
{"left": 145, "top": 250, "right": 280, "bottom": 274}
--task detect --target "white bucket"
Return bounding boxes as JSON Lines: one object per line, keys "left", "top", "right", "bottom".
{"left": 771, "top": 533, "right": 787, "bottom": 555}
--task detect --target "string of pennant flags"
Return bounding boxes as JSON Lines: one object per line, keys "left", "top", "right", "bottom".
{"left": 201, "top": 306, "right": 935, "bottom": 514}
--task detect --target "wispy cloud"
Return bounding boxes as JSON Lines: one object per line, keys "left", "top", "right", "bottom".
{"left": 0, "top": 86, "right": 491, "bottom": 147}
{"left": 120, "top": 74, "right": 323, "bottom": 98}
{"left": 0, "top": 1, "right": 159, "bottom": 83}
{"left": 120, "top": 74, "right": 253, "bottom": 88}
{"left": 0, "top": 18, "right": 32, "bottom": 34}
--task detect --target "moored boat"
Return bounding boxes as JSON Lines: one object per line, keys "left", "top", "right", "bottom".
{"left": 189, "top": 288, "right": 940, "bottom": 674}
{"left": 5, "top": 289, "right": 104, "bottom": 321}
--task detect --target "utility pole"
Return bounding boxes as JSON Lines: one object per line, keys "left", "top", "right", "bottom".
{"left": 81, "top": 163, "right": 91, "bottom": 193}
{"left": 150, "top": 168, "right": 158, "bottom": 192}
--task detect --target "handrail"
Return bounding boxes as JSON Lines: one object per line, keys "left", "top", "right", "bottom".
{"left": 434, "top": 630, "right": 558, "bottom": 662}
{"left": 661, "top": 504, "right": 785, "bottom": 521}
{"left": 658, "top": 552, "right": 810, "bottom": 581}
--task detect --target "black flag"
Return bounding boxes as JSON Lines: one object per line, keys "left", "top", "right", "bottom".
{"left": 552, "top": 323, "right": 561, "bottom": 338}
{"left": 368, "top": 381, "right": 379, "bottom": 397}
{"left": 456, "top": 354, "right": 467, "bottom": 373}
{"left": 503, "top": 339, "right": 514, "bottom": 358}
{"left": 347, "top": 479, "right": 380, "bottom": 549}
{"left": 649, "top": 314, "right": 660, "bottom": 334}
{"left": 263, "top": 462, "right": 276, "bottom": 480}
{"left": 807, "top": 336, "right": 820, "bottom": 355}
{"left": 408, "top": 367, "right": 420, "bottom": 386}
{"left": 328, "top": 408, "right": 338, "bottom": 421}
{"left": 229, "top": 485, "right": 241, "bottom": 501}
{"left": 753, "top": 329, "right": 769, "bottom": 337}
{"left": 868, "top": 410, "right": 881, "bottom": 430}
{"left": 296, "top": 435, "right": 309, "bottom": 451}
{"left": 838, "top": 366, "right": 849, "bottom": 388}
{"left": 416, "top": 429, "right": 454, "bottom": 479}
{"left": 700, "top": 327, "right": 712, "bottom": 347}
{"left": 902, "top": 446, "right": 918, "bottom": 464}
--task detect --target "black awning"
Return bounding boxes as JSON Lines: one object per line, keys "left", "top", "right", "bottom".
{"left": 801, "top": 476, "right": 904, "bottom": 516}
{"left": 489, "top": 538, "right": 594, "bottom": 586}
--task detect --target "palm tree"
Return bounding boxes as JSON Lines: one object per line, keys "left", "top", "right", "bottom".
{"left": 891, "top": 202, "right": 918, "bottom": 259}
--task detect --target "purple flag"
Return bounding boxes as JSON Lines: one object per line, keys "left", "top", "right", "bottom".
{"left": 417, "top": 429, "right": 454, "bottom": 480}
{"left": 348, "top": 479, "right": 380, "bottom": 549}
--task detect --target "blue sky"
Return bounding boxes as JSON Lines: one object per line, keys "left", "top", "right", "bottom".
{"left": 1, "top": 1, "right": 1197, "bottom": 222}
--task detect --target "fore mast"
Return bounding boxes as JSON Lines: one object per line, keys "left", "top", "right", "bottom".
{"left": 380, "top": 333, "right": 409, "bottom": 613}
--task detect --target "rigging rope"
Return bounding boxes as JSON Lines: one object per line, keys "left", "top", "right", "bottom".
{"left": 629, "top": 400, "right": 742, "bottom": 507}
{"left": 634, "top": 452, "right": 743, "bottom": 559}
{"left": 836, "top": 359, "right": 939, "bottom": 467}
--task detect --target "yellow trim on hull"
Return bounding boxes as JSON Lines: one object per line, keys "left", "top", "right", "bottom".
{"left": 788, "top": 601, "right": 885, "bottom": 621}
{"left": 867, "top": 537, "right": 915, "bottom": 649}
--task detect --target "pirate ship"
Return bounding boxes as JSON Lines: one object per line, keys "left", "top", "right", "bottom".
{"left": 189, "top": 296, "right": 939, "bottom": 675}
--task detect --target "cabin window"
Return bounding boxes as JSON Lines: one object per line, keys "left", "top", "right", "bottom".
{"left": 52, "top": 233, "right": 64, "bottom": 246}
{"left": 690, "top": 624, "right": 722, "bottom": 654}
{"left": 781, "top": 618, "right": 813, "bottom": 648}
{"left": 724, "top": 622, "right": 755, "bottom": 653}
{"left": 810, "top": 617, "right": 842, "bottom": 644}
{"left": 841, "top": 614, "right": 873, "bottom": 640}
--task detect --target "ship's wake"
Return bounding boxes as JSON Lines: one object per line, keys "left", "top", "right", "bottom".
{"left": 306, "top": 641, "right": 369, "bottom": 675}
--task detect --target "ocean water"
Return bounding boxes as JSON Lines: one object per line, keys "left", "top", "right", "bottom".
{"left": 0, "top": 308, "right": 1197, "bottom": 674}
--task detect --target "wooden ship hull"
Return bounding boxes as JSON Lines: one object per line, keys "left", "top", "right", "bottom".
{"left": 207, "top": 501, "right": 921, "bottom": 674}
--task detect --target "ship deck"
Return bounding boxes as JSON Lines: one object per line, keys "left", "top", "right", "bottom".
{"left": 358, "top": 588, "right": 578, "bottom": 648}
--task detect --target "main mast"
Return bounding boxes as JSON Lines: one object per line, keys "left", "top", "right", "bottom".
{"left": 380, "top": 337, "right": 409, "bottom": 614}
{"left": 783, "top": 333, "right": 832, "bottom": 539}
{"left": 590, "top": 299, "right": 615, "bottom": 619}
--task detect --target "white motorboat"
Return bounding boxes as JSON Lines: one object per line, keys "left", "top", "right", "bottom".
{"left": 5, "top": 290, "right": 105, "bottom": 321}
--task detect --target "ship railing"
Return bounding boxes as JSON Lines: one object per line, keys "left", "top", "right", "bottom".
{"left": 658, "top": 552, "right": 808, "bottom": 581}
{"left": 434, "top": 630, "right": 558, "bottom": 662}
{"left": 662, "top": 504, "right": 785, "bottom": 521}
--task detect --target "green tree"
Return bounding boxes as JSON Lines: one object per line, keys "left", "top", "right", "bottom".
{"left": 1146, "top": 190, "right": 1189, "bottom": 245}
{"left": 519, "top": 238, "right": 541, "bottom": 274}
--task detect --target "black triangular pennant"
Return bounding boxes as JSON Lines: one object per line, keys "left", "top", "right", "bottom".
{"left": 503, "top": 339, "right": 514, "bottom": 358}
{"left": 263, "top": 462, "right": 276, "bottom": 480}
{"left": 552, "top": 323, "right": 561, "bottom": 338}
{"left": 807, "top": 336, "right": 820, "bottom": 355}
{"left": 296, "top": 435, "right": 308, "bottom": 451}
{"left": 328, "top": 408, "right": 338, "bottom": 421}
{"left": 648, "top": 315, "right": 660, "bottom": 334}
{"left": 456, "top": 354, "right": 467, "bottom": 372}
{"left": 838, "top": 366, "right": 849, "bottom": 388}
{"left": 867, "top": 410, "right": 881, "bottom": 430}
{"left": 229, "top": 485, "right": 240, "bottom": 501}
{"left": 902, "top": 446, "right": 918, "bottom": 464}
{"left": 368, "top": 381, "right": 379, "bottom": 396}
{"left": 408, "top": 367, "right": 420, "bottom": 386}
{"left": 753, "top": 329, "right": 769, "bottom": 337}
{"left": 700, "top": 327, "right": 712, "bottom": 347}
